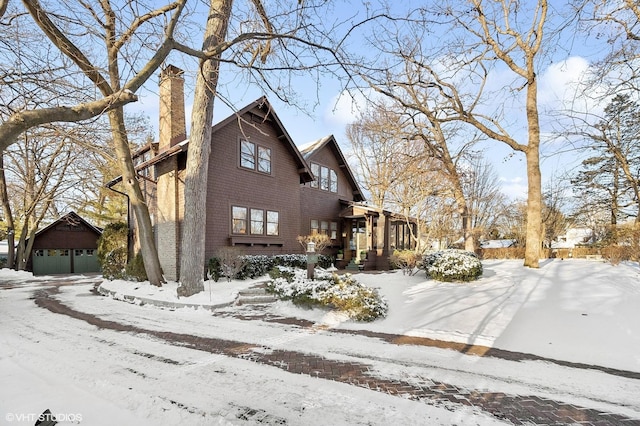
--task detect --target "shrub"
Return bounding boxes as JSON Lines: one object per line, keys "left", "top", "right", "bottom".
{"left": 318, "top": 274, "right": 388, "bottom": 321}
{"left": 97, "top": 222, "right": 128, "bottom": 280}
{"left": 602, "top": 245, "right": 629, "bottom": 266}
{"left": 209, "top": 247, "right": 246, "bottom": 282}
{"left": 266, "top": 268, "right": 388, "bottom": 321}
{"left": 208, "top": 253, "right": 334, "bottom": 281}
{"left": 423, "top": 249, "right": 483, "bottom": 282}
{"left": 389, "top": 250, "right": 421, "bottom": 275}
{"left": 125, "top": 251, "right": 147, "bottom": 282}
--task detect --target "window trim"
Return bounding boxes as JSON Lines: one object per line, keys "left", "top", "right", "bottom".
{"left": 232, "top": 206, "right": 248, "bottom": 235}
{"left": 310, "top": 219, "right": 339, "bottom": 240}
{"left": 309, "top": 162, "right": 337, "bottom": 193}
{"left": 232, "top": 205, "right": 280, "bottom": 237}
{"left": 239, "top": 139, "right": 272, "bottom": 175}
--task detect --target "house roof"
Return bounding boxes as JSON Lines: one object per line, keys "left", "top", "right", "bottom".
{"left": 300, "top": 134, "right": 365, "bottom": 202}
{"left": 32, "top": 212, "right": 102, "bottom": 239}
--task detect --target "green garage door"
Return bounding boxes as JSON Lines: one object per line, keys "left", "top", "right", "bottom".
{"left": 73, "top": 249, "right": 101, "bottom": 274}
{"left": 32, "top": 249, "right": 71, "bottom": 275}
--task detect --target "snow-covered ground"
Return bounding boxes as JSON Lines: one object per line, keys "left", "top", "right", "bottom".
{"left": 1, "top": 259, "right": 639, "bottom": 425}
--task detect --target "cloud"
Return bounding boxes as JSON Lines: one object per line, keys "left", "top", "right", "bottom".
{"left": 499, "top": 176, "right": 528, "bottom": 200}
{"left": 323, "top": 89, "right": 374, "bottom": 127}
{"left": 538, "top": 56, "right": 605, "bottom": 115}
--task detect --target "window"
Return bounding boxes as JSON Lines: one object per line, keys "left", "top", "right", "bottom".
{"left": 34, "top": 249, "right": 44, "bottom": 257}
{"left": 232, "top": 206, "right": 247, "bottom": 234}
{"left": 240, "top": 140, "right": 271, "bottom": 174}
{"left": 330, "top": 222, "right": 338, "bottom": 240}
{"left": 330, "top": 169, "right": 338, "bottom": 192}
{"left": 86, "top": 249, "right": 95, "bottom": 256}
{"left": 240, "top": 141, "right": 255, "bottom": 169}
{"left": 320, "top": 221, "right": 329, "bottom": 235}
{"left": 320, "top": 166, "right": 329, "bottom": 190}
{"left": 233, "top": 206, "right": 279, "bottom": 236}
{"left": 310, "top": 220, "right": 338, "bottom": 239}
{"left": 258, "top": 146, "right": 271, "bottom": 173}
{"left": 309, "top": 162, "right": 337, "bottom": 193}
{"left": 310, "top": 163, "right": 319, "bottom": 188}
{"left": 75, "top": 249, "right": 84, "bottom": 257}
{"left": 267, "top": 211, "right": 279, "bottom": 236}
{"left": 251, "top": 208, "right": 264, "bottom": 235}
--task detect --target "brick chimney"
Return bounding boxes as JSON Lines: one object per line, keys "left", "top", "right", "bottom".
{"left": 159, "top": 65, "right": 186, "bottom": 151}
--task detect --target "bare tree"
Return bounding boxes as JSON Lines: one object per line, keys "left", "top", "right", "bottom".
{"left": 17, "top": 0, "right": 189, "bottom": 285}
{"left": 178, "top": 0, "right": 234, "bottom": 297}
{"left": 3, "top": 126, "right": 79, "bottom": 269}
{"left": 542, "top": 179, "right": 569, "bottom": 248}
{"left": 461, "top": 157, "right": 508, "bottom": 247}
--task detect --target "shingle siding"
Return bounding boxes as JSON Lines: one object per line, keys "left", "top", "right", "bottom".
{"left": 205, "top": 113, "right": 303, "bottom": 261}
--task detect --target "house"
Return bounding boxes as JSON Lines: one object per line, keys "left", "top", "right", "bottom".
{"left": 480, "top": 239, "right": 516, "bottom": 249}
{"left": 114, "top": 65, "right": 414, "bottom": 280}
{"left": 551, "top": 227, "right": 593, "bottom": 249}
{"left": 27, "top": 211, "right": 102, "bottom": 275}
{"left": 299, "top": 136, "right": 416, "bottom": 270}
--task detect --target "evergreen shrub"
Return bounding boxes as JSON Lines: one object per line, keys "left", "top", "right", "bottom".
{"left": 266, "top": 268, "right": 388, "bottom": 321}
{"left": 423, "top": 249, "right": 483, "bottom": 282}
{"left": 97, "top": 222, "right": 128, "bottom": 280}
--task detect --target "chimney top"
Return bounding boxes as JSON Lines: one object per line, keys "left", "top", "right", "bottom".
{"left": 159, "top": 64, "right": 187, "bottom": 151}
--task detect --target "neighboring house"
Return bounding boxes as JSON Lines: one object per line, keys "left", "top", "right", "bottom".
{"left": 112, "top": 65, "right": 415, "bottom": 280}
{"left": 551, "top": 227, "right": 593, "bottom": 249}
{"left": 480, "top": 239, "right": 516, "bottom": 249}
{"left": 27, "top": 211, "right": 102, "bottom": 275}
{"left": 0, "top": 240, "right": 8, "bottom": 267}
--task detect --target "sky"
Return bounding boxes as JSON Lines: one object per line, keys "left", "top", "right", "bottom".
{"left": 125, "top": 0, "right": 620, "bottom": 202}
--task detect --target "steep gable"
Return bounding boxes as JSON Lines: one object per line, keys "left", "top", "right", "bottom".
{"left": 212, "top": 97, "right": 313, "bottom": 184}
{"left": 300, "top": 134, "right": 364, "bottom": 202}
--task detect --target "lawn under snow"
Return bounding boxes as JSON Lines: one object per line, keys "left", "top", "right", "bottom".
{"left": 1, "top": 259, "right": 639, "bottom": 425}
{"left": 100, "top": 258, "right": 640, "bottom": 372}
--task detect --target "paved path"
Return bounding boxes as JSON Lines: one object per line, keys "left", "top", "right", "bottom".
{"left": 30, "top": 283, "right": 640, "bottom": 426}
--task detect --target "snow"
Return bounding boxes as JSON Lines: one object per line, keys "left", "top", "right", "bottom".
{"left": 1, "top": 260, "right": 640, "bottom": 425}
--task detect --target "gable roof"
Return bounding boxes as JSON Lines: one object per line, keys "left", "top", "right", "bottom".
{"left": 300, "top": 134, "right": 365, "bottom": 202}
{"left": 33, "top": 211, "right": 102, "bottom": 238}
{"left": 212, "top": 96, "right": 313, "bottom": 183}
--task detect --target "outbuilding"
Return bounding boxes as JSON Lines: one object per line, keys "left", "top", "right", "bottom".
{"left": 28, "top": 212, "right": 102, "bottom": 275}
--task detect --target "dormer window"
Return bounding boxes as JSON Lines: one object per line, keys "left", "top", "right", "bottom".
{"left": 240, "top": 140, "right": 271, "bottom": 174}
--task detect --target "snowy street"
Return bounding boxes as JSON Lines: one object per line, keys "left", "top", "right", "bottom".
{"left": 2, "top": 261, "right": 640, "bottom": 425}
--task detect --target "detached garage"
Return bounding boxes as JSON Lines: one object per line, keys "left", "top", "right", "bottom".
{"left": 29, "top": 212, "right": 102, "bottom": 275}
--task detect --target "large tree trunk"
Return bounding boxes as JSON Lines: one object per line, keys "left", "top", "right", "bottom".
{"left": 178, "top": 0, "right": 233, "bottom": 297}
{"left": 523, "top": 76, "right": 542, "bottom": 268}
{"left": 107, "top": 108, "right": 165, "bottom": 286}
{"left": 451, "top": 183, "right": 474, "bottom": 252}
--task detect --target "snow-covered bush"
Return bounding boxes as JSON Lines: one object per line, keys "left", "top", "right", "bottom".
{"left": 209, "top": 253, "right": 333, "bottom": 281}
{"left": 266, "top": 268, "right": 388, "bottom": 321}
{"left": 422, "top": 249, "right": 482, "bottom": 282}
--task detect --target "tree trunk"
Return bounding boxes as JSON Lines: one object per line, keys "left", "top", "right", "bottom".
{"left": 0, "top": 154, "right": 15, "bottom": 268}
{"left": 107, "top": 108, "right": 165, "bottom": 286}
{"left": 523, "top": 77, "right": 542, "bottom": 268}
{"left": 178, "top": 0, "right": 233, "bottom": 297}
{"left": 452, "top": 186, "right": 474, "bottom": 252}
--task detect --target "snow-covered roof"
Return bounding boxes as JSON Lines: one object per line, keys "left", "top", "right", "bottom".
{"left": 480, "top": 239, "right": 516, "bottom": 249}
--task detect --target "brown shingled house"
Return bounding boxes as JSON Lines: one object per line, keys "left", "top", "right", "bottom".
{"left": 116, "top": 65, "right": 414, "bottom": 280}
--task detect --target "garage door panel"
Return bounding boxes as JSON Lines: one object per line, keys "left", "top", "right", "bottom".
{"left": 32, "top": 249, "right": 71, "bottom": 275}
